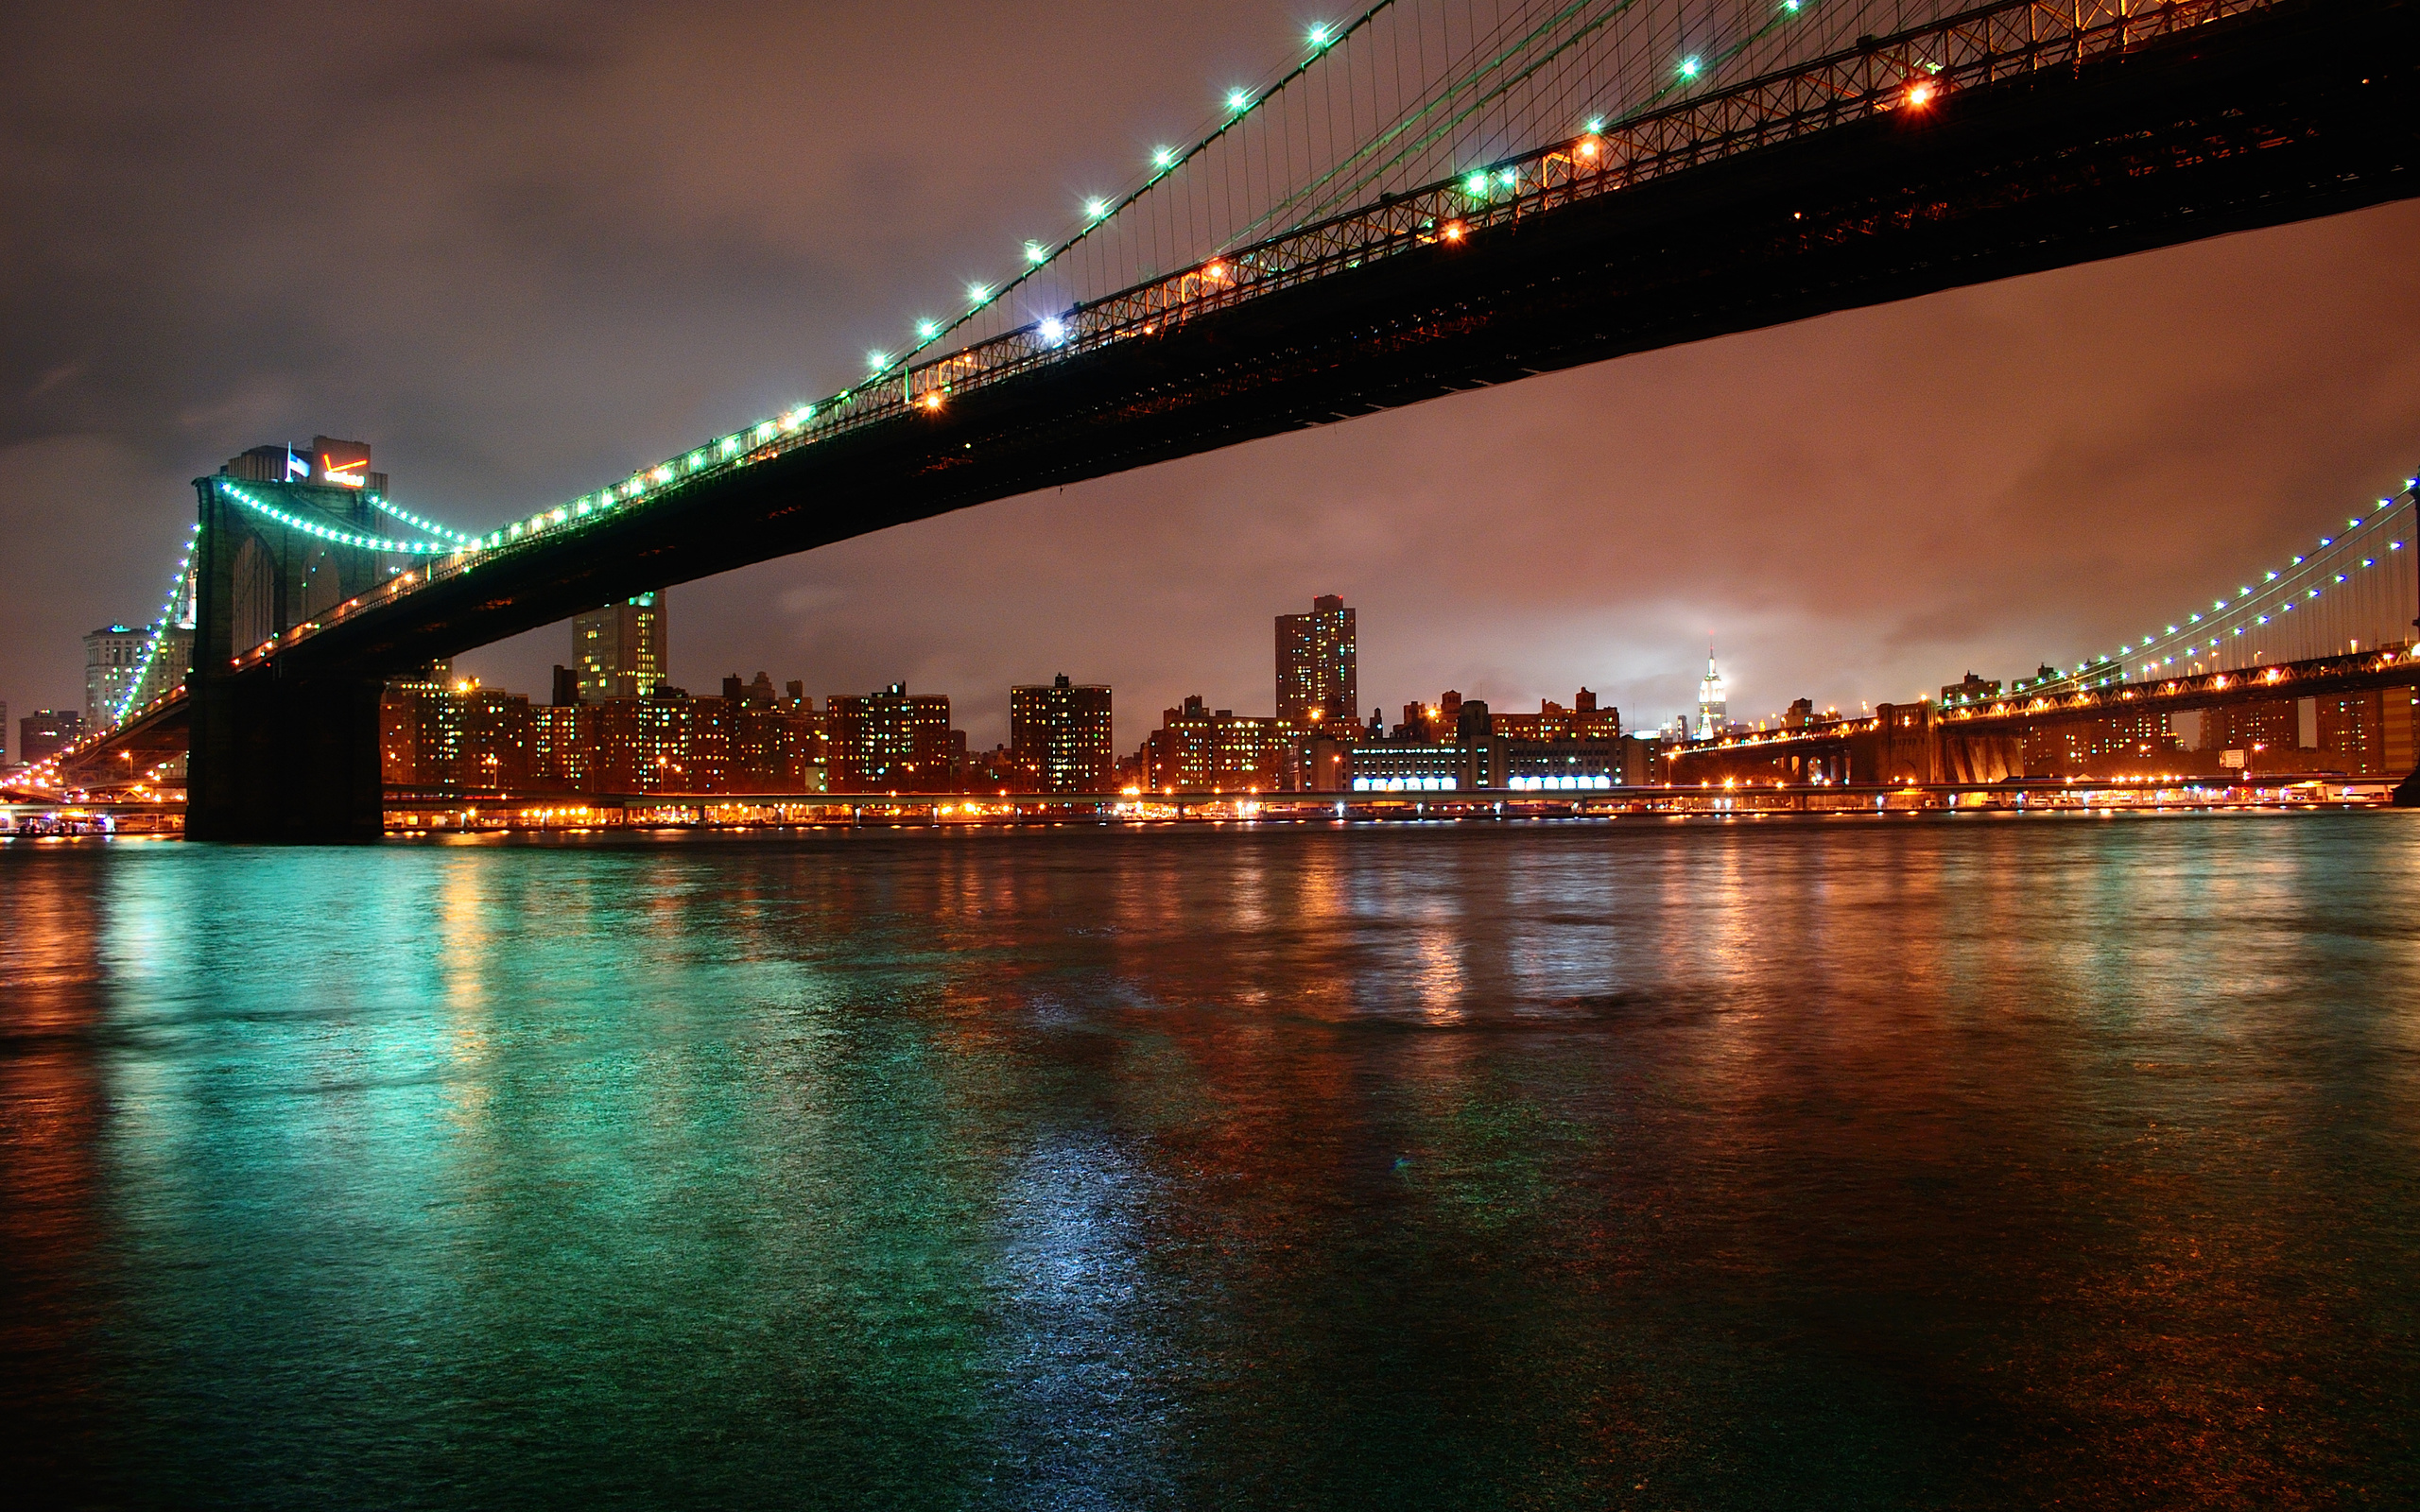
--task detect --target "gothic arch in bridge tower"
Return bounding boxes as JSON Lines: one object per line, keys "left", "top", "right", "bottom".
{"left": 298, "top": 544, "right": 350, "bottom": 621}
{"left": 230, "top": 535, "right": 277, "bottom": 652}
{"left": 188, "top": 474, "right": 397, "bottom": 841}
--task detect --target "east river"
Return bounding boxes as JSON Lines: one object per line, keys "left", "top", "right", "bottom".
{"left": 4, "top": 814, "right": 2416, "bottom": 1508}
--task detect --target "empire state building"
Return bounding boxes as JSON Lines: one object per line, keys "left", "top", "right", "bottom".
{"left": 1695, "top": 651, "right": 1728, "bottom": 741}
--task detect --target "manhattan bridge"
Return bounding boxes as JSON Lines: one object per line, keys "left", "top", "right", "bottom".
{"left": 13, "top": 0, "right": 2420, "bottom": 838}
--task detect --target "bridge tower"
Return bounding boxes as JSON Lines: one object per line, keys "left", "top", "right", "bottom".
{"left": 186, "top": 455, "right": 395, "bottom": 842}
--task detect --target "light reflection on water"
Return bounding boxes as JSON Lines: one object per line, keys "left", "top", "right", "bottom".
{"left": 4, "top": 814, "right": 2419, "bottom": 1508}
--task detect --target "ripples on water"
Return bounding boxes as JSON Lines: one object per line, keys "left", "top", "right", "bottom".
{"left": 3, "top": 814, "right": 2417, "bottom": 1508}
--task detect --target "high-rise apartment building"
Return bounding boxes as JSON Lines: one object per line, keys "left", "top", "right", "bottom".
{"left": 527, "top": 678, "right": 822, "bottom": 795}
{"left": 2201, "top": 698, "right": 2299, "bottom": 754}
{"left": 379, "top": 662, "right": 469, "bottom": 787}
{"left": 2020, "top": 711, "right": 2177, "bottom": 775}
{"left": 827, "top": 683, "right": 959, "bottom": 791}
{"left": 144, "top": 627, "right": 192, "bottom": 712}
{"left": 1011, "top": 674, "right": 1114, "bottom": 792}
{"left": 574, "top": 592, "right": 667, "bottom": 701}
{"left": 1146, "top": 696, "right": 1288, "bottom": 791}
{"left": 713, "top": 675, "right": 821, "bottom": 793}
{"left": 1276, "top": 594, "right": 1356, "bottom": 726}
{"left": 85, "top": 620, "right": 196, "bottom": 725}
{"left": 1941, "top": 672, "right": 2003, "bottom": 707}
{"left": 97, "top": 560, "right": 199, "bottom": 725}
{"left": 454, "top": 687, "right": 534, "bottom": 790}
{"left": 2315, "top": 688, "right": 2417, "bottom": 777}
{"left": 532, "top": 703, "right": 586, "bottom": 790}
{"left": 85, "top": 626, "right": 149, "bottom": 722}
{"left": 577, "top": 690, "right": 694, "bottom": 792}
{"left": 19, "top": 710, "right": 86, "bottom": 765}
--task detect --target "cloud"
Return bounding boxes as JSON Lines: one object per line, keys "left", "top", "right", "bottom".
{"left": 4, "top": 2, "right": 2417, "bottom": 752}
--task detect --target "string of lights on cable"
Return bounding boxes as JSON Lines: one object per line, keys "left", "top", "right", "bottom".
{"left": 414, "top": 0, "right": 1966, "bottom": 556}
{"left": 216, "top": 480, "right": 463, "bottom": 555}
{"left": 1948, "top": 479, "right": 2420, "bottom": 707}
{"left": 106, "top": 524, "right": 203, "bottom": 727}
{"left": 161, "top": 1, "right": 2262, "bottom": 635}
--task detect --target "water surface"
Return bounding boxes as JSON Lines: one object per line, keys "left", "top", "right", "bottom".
{"left": 5, "top": 814, "right": 2417, "bottom": 1508}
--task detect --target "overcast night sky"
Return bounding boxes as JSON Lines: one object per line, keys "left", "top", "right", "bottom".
{"left": 5, "top": 1, "right": 2418, "bottom": 752}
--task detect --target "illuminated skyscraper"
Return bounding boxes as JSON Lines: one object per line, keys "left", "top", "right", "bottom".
{"left": 1276, "top": 593, "right": 1356, "bottom": 726}
{"left": 84, "top": 625, "right": 149, "bottom": 722}
{"left": 87, "top": 565, "right": 199, "bottom": 724}
{"left": 1696, "top": 650, "right": 1728, "bottom": 741}
{"left": 574, "top": 592, "right": 667, "bottom": 702}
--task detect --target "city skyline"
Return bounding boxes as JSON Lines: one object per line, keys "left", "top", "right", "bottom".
{"left": 3, "top": 5, "right": 2418, "bottom": 754}
{"left": 11, "top": 9, "right": 2420, "bottom": 1504}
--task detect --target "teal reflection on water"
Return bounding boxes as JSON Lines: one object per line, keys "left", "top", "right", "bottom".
{"left": 1, "top": 816, "right": 2416, "bottom": 1508}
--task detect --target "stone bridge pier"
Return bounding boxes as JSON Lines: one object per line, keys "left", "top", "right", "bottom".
{"left": 185, "top": 474, "right": 394, "bottom": 843}
{"left": 187, "top": 665, "right": 388, "bottom": 842}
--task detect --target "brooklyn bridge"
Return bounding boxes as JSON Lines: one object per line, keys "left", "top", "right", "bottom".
{"left": 11, "top": 0, "right": 2419, "bottom": 837}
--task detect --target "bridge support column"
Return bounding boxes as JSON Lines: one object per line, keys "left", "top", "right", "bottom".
{"left": 187, "top": 666, "right": 388, "bottom": 843}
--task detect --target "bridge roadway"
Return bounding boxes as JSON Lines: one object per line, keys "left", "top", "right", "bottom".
{"left": 12, "top": 775, "right": 2392, "bottom": 840}
{"left": 43, "top": 639, "right": 2412, "bottom": 797}
{"left": 1669, "top": 644, "right": 2420, "bottom": 787}
{"left": 169, "top": 0, "right": 2420, "bottom": 838}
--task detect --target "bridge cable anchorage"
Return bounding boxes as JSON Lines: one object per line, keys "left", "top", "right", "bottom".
{"left": 211, "top": 0, "right": 2295, "bottom": 670}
